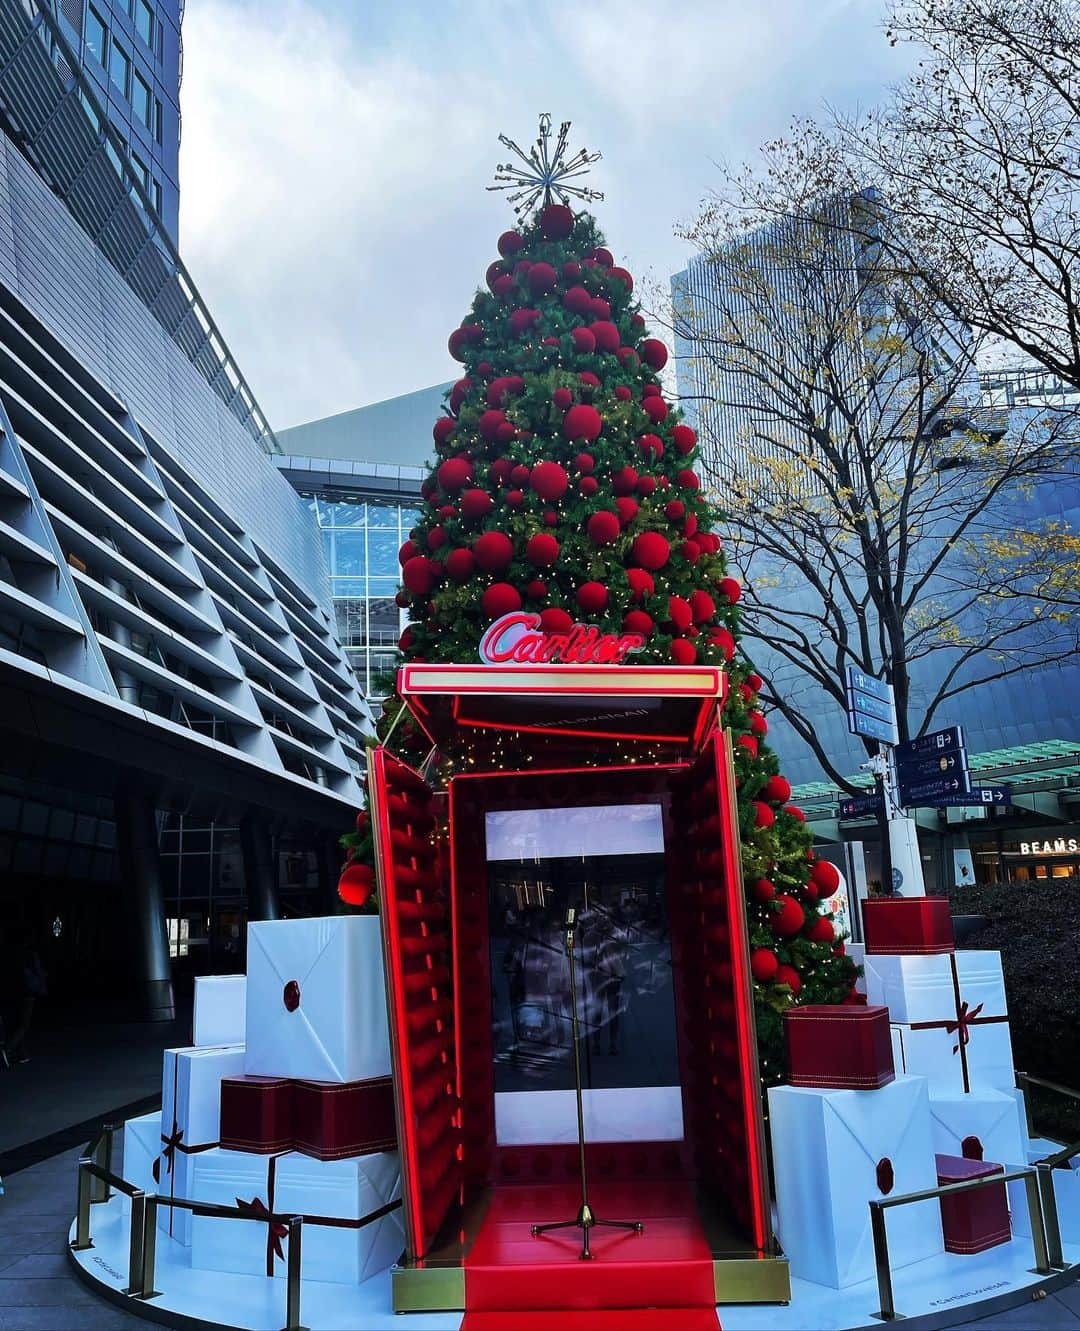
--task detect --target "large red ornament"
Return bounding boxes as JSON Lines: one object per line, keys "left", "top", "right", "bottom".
{"left": 753, "top": 801, "right": 775, "bottom": 828}
{"left": 631, "top": 532, "right": 670, "bottom": 570}
{"left": 528, "top": 262, "right": 558, "bottom": 295}
{"left": 587, "top": 510, "right": 621, "bottom": 546}
{"left": 530, "top": 461, "right": 569, "bottom": 501}
{"left": 403, "top": 556, "right": 438, "bottom": 596}
{"left": 433, "top": 417, "right": 455, "bottom": 446}
{"left": 460, "top": 489, "right": 493, "bottom": 521}
{"left": 398, "top": 539, "right": 419, "bottom": 567}
{"left": 498, "top": 230, "right": 524, "bottom": 257}
{"left": 572, "top": 327, "right": 596, "bottom": 354}
{"left": 640, "top": 338, "right": 669, "bottom": 370}
{"left": 563, "top": 285, "right": 593, "bottom": 315}
{"left": 473, "top": 531, "right": 514, "bottom": 571}
{"left": 763, "top": 774, "right": 792, "bottom": 804}
{"left": 667, "top": 596, "right": 693, "bottom": 632}
{"left": 526, "top": 532, "right": 560, "bottom": 567}
{"left": 719, "top": 576, "right": 742, "bottom": 604}
{"left": 623, "top": 610, "right": 653, "bottom": 635}
{"left": 638, "top": 433, "right": 664, "bottom": 462}
{"left": 752, "top": 877, "right": 776, "bottom": 902}
{"left": 552, "top": 387, "right": 573, "bottom": 410}
{"left": 775, "top": 964, "right": 802, "bottom": 996}
{"left": 811, "top": 860, "right": 842, "bottom": 898}
{"left": 576, "top": 581, "right": 608, "bottom": 613}
{"left": 579, "top": 371, "right": 601, "bottom": 388}
{"left": 477, "top": 410, "right": 507, "bottom": 442}
{"left": 437, "top": 457, "right": 473, "bottom": 493}
{"left": 750, "top": 948, "right": 779, "bottom": 983}
{"left": 445, "top": 547, "right": 475, "bottom": 581}
{"left": 807, "top": 917, "right": 835, "bottom": 944}
{"left": 690, "top": 589, "right": 715, "bottom": 623}
{"left": 612, "top": 466, "right": 639, "bottom": 496}
{"left": 590, "top": 321, "right": 621, "bottom": 353}
{"left": 338, "top": 862, "right": 374, "bottom": 908}
{"left": 672, "top": 424, "right": 697, "bottom": 454}
{"left": 610, "top": 266, "right": 633, "bottom": 292}
{"left": 771, "top": 895, "right": 805, "bottom": 937}
{"left": 426, "top": 527, "right": 447, "bottom": 551}
{"left": 616, "top": 497, "right": 639, "bottom": 526}
{"left": 709, "top": 628, "right": 735, "bottom": 661}
{"left": 642, "top": 396, "right": 669, "bottom": 423}
{"left": 563, "top": 404, "right": 603, "bottom": 442}
{"left": 482, "top": 582, "right": 522, "bottom": 618}
{"left": 626, "top": 567, "right": 655, "bottom": 601}
{"left": 670, "top": 638, "right": 696, "bottom": 665}
{"left": 591, "top": 246, "right": 614, "bottom": 266}
{"left": 540, "top": 203, "right": 575, "bottom": 239}
{"left": 677, "top": 468, "right": 700, "bottom": 491}
{"left": 486, "top": 375, "right": 525, "bottom": 406}
{"left": 749, "top": 711, "right": 768, "bottom": 736}
{"left": 540, "top": 607, "right": 574, "bottom": 632}
{"left": 509, "top": 308, "right": 540, "bottom": 335}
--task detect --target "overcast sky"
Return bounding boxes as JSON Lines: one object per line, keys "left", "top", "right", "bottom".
{"left": 178, "top": 0, "right": 908, "bottom": 431}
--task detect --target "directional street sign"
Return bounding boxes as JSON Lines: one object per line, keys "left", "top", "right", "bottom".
{"left": 847, "top": 668, "right": 892, "bottom": 703}
{"left": 847, "top": 711, "right": 897, "bottom": 745}
{"left": 896, "top": 727, "right": 964, "bottom": 758}
{"left": 894, "top": 750, "right": 969, "bottom": 781}
{"left": 849, "top": 692, "right": 895, "bottom": 724}
{"left": 845, "top": 667, "right": 898, "bottom": 745}
{"left": 899, "top": 775, "right": 971, "bottom": 803}
{"left": 839, "top": 792, "right": 886, "bottom": 818}
{"left": 929, "top": 786, "right": 1013, "bottom": 808}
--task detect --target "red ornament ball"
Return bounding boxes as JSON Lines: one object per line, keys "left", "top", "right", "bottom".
{"left": 460, "top": 488, "right": 493, "bottom": 521}
{"left": 498, "top": 230, "right": 524, "bottom": 257}
{"left": 477, "top": 409, "right": 507, "bottom": 441}
{"left": 398, "top": 539, "right": 419, "bottom": 567}
{"left": 552, "top": 387, "right": 573, "bottom": 410}
{"left": 486, "top": 260, "right": 506, "bottom": 291}
{"left": 750, "top": 948, "right": 779, "bottom": 983}
{"left": 612, "top": 466, "right": 639, "bottom": 496}
{"left": 610, "top": 266, "right": 633, "bottom": 292}
{"left": 445, "top": 547, "right": 475, "bottom": 581}
{"left": 544, "top": 510, "right": 558, "bottom": 526}
{"left": 433, "top": 417, "right": 455, "bottom": 446}
{"left": 775, "top": 964, "right": 802, "bottom": 996}
{"left": 754, "top": 800, "right": 775, "bottom": 828}
{"left": 572, "top": 327, "right": 596, "bottom": 354}
{"left": 709, "top": 627, "right": 735, "bottom": 661}
{"left": 403, "top": 556, "right": 438, "bottom": 596}
{"left": 640, "top": 338, "right": 669, "bottom": 370}
{"left": 540, "top": 203, "right": 575, "bottom": 239}
{"left": 426, "top": 526, "right": 447, "bottom": 551}
{"left": 677, "top": 468, "right": 700, "bottom": 491}
{"left": 811, "top": 859, "right": 842, "bottom": 898}
{"left": 590, "top": 321, "right": 621, "bottom": 353}
{"left": 752, "top": 877, "right": 776, "bottom": 902}
{"left": 748, "top": 711, "right": 768, "bottom": 736}
{"left": 587, "top": 510, "right": 621, "bottom": 546}
{"left": 579, "top": 371, "right": 601, "bottom": 388}
{"left": 623, "top": 610, "right": 653, "bottom": 635}
{"left": 672, "top": 424, "right": 697, "bottom": 454}
{"left": 563, "top": 260, "right": 581, "bottom": 280}
{"left": 638, "top": 433, "right": 664, "bottom": 461}
{"left": 579, "top": 476, "right": 599, "bottom": 496}
{"left": 482, "top": 582, "right": 522, "bottom": 618}
{"left": 786, "top": 805, "right": 807, "bottom": 823}
{"left": 807, "top": 916, "right": 835, "bottom": 944}
{"left": 540, "top": 607, "right": 573, "bottom": 632}
{"left": 526, "top": 532, "right": 560, "bottom": 567}
{"left": 506, "top": 489, "right": 524, "bottom": 508}
{"left": 763, "top": 774, "right": 792, "bottom": 804}
{"left": 642, "top": 383, "right": 661, "bottom": 398}
{"left": 680, "top": 540, "right": 701, "bottom": 564}
{"left": 528, "top": 262, "right": 558, "bottom": 295}
{"left": 492, "top": 274, "right": 515, "bottom": 301}
{"left": 719, "top": 576, "right": 742, "bottom": 604}
{"left": 690, "top": 589, "right": 715, "bottom": 623}
{"left": 668, "top": 596, "right": 693, "bottom": 632}
{"left": 563, "top": 285, "right": 593, "bottom": 315}
{"left": 631, "top": 531, "right": 670, "bottom": 570}
{"left": 771, "top": 895, "right": 805, "bottom": 938}
{"left": 487, "top": 375, "right": 525, "bottom": 406}
{"left": 614, "top": 385, "right": 632, "bottom": 401}
{"left": 338, "top": 862, "right": 375, "bottom": 908}
{"left": 671, "top": 638, "right": 697, "bottom": 665}
{"left": 437, "top": 456, "right": 473, "bottom": 493}
{"left": 577, "top": 581, "right": 608, "bottom": 614}
{"left": 530, "top": 461, "right": 570, "bottom": 501}
{"left": 642, "top": 396, "right": 669, "bottom": 424}
{"left": 575, "top": 452, "right": 595, "bottom": 474}
{"left": 591, "top": 246, "right": 614, "bottom": 267}
{"left": 738, "top": 735, "right": 758, "bottom": 757}
{"left": 616, "top": 497, "right": 639, "bottom": 527}
{"left": 398, "top": 626, "right": 414, "bottom": 652}
{"left": 526, "top": 579, "right": 547, "bottom": 599}
{"left": 637, "top": 476, "right": 657, "bottom": 495}
{"left": 626, "top": 567, "right": 655, "bottom": 601}
{"left": 563, "top": 403, "right": 603, "bottom": 442}
{"left": 473, "top": 531, "right": 514, "bottom": 571}
{"left": 354, "top": 809, "right": 369, "bottom": 833}
{"left": 509, "top": 308, "right": 540, "bottom": 336}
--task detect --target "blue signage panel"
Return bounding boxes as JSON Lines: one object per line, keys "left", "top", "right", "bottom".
{"left": 895, "top": 727, "right": 964, "bottom": 759}
{"left": 846, "top": 667, "right": 892, "bottom": 703}
{"left": 898, "top": 773, "right": 973, "bottom": 804}
{"left": 894, "top": 750, "right": 969, "bottom": 781}
{"left": 929, "top": 786, "right": 1013, "bottom": 808}
{"left": 849, "top": 692, "right": 895, "bottom": 724}
{"left": 848, "top": 711, "right": 898, "bottom": 745}
{"left": 839, "top": 793, "right": 886, "bottom": 818}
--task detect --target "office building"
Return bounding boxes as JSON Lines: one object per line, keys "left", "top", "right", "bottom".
{"left": 276, "top": 384, "right": 449, "bottom": 696}
{"left": 0, "top": 0, "right": 369, "bottom": 1017}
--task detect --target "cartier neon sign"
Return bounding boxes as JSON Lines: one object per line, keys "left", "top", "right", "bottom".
{"left": 478, "top": 611, "right": 646, "bottom": 666}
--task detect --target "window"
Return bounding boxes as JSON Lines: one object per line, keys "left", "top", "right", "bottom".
{"left": 85, "top": 6, "right": 106, "bottom": 65}
{"left": 135, "top": 0, "right": 153, "bottom": 47}
{"left": 130, "top": 152, "right": 149, "bottom": 189}
{"left": 153, "top": 179, "right": 162, "bottom": 213}
{"left": 108, "top": 40, "right": 130, "bottom": 96}
{"left": 132, "top": 69, "right": 151, "bottom": 126}
{"left": 154, "top": 97, "right": 163, "bottom": 144}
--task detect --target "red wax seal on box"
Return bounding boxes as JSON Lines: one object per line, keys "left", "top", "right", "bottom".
{"left": 862, "top": 896, "right": 954, "bottom": 955}
{"left": 283, "top": 980, "right": 301, "bottom": 1011}
{"left": 783, "top": 1004, "right": 896, "bottom": 1090}
{"left": 876, "top": 1158, "right": 894, "bottom": 1194}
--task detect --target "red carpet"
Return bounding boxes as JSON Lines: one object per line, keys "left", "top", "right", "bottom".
{"left": 462, "top": 1181, "right": 720, "bottom": 1327}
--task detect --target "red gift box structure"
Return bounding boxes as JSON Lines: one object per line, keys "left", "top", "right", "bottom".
{"left": 367, "top": 662, "right": 787, "bottom": 1314}
{"left": 784, "top": 1005, "right": 895, "bottom": 1090}
{"left": 219, "top": 1076, "right": 294, "bottom": 1154}
{"left": 863, "top": 896, "right": 955, "bottom": 955}
{"left": 292, "top": 1077, "right": 396, "bottom": 1160}
{"left": 935, "top": 1154, "right": 1011, "bottom": 1253}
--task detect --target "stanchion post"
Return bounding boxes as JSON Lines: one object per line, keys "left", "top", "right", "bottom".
{"left": 133, "top": 1196, "right": 159, "bottom": 1301}
{"left": 1022, "top": 1170, "right": 1052, "bottom": 1275}
{"left": 869, "top": 1201, "right": 896, "bottom": 1321}
{"left": 1035, "top": 1163, "right": 1065, "bottom": 1270}
{"left": 1016, "top": 1073, "right": 1037, "bottom": 1142}
{"left": 72, "top": 1158, "right": 93, "bottom": 1251}
{"left": 125, "top": 1191, "right": 146, "bottom": 1294}
{"left": 283, "top": 1216, "right": 307, "bottom": 1331}
{"left": 90, "top": 1128, "right": 114, "bottom": 1204}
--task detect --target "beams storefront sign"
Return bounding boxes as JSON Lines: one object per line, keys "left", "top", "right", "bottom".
{"left": 478, "top": 611, "right": 646, "bottom": 665}
{"left": 1018, "top": 838, "right": 1080, "bottom": 856}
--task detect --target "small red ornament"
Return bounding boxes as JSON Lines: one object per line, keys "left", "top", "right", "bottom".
{"left": 486, "top": 260, "right": 506, "bottom": 291}
{"left": 638, "top": 433, "right": 664, "bottom": 462}
{"left": 579, "top": 476, "right": 599, "bottom": 496}
{"left": 506, "top": 489, "right": 524, "bottom": 508}
{"left": 563, "top": 285, "right": 593, "bottom": 315}
{"left": 540, "top": 203, "right": 575, "bottom": 239}
{"left": 677, "top": 468, "right": 700, "bottom": 491}
{"left": 754, "top": 800, "right": 775, "bottom": 829}
{"left": 486, "top": 375, "right": 525, "bottom": 406}
{"left": 338, "top": 862, "right": 375, "bottom": 908}
{"left": 552, "top": 387, "right": 573, "bottom": 410}
{"left": 642, "top": 383, "right": 661, "bottom": 398}
{"left": 637, "top": 476, "right": 657, "bottom": 495}
{"left": 354, "top": 809, "right": 369, "bottom": 832}
{"left": 433, "top": 417, "right": 455, "bottom": 445}
{"left": 544, "top": 510, "right": 558, "bottom": 526}
{"left": 749, "top": 711, "right": 768, "bottom": 736}
{"left": 610, "top": 266, "right": 633, "bottom": 291}
{"left": 719, "top": 576, "right": 742, "bottom": 604}
{"left": 576, "top": 581, "right": 608, "bottom": 613}
{"left": 612, "top": 466, "right": 639, "bottom": 495}
{"left": 587, "top": 510, "right": 621, "bottom": 546}
{"left": 526, "top": 579, "right": 547, "bottom": 599}
{"left": 510, "top": 464, "right": 531, "bottom": 486}
{"left": 775, "top": 964, "right": 802, "bottom": 996}
{"left": 614, "top": 385, "right": 632, "bottom": 401}
{"left": 590, "top": 320, "right": 621, "bottom": 353}
{"left": 616, "top": 497, "right": 639, "bottom": 526}
{"left": 528, "top": 262, "right": 558, "bottom": 295}
{"left": 752, "top": 877, "right": 776, "bottom": 902}
{"left": 526, "top": 532, "right": 560, "bottom": 567}
{"left": 478, "top": 409, "right": 507, "bottom": 441}
{"left": 811, "top": 860, "right": 842, "bottom": 898}
{"left": 807, "top": 917, "right": 835, "bottom": 944}
{"left": 748, "top": 672, "right": 763, "bottom": 691}
{"left": 579, "top": 371, "right": 601, "bottom": 388}
{"left": 671, "top": 638, "right": 696, "bottom": 665}
{"left": 786, "top": 806, "right": 807, "bottom": 823}
{"left": 398, "top": 539, "right": 419, "bottom": 567}
{"left": 737, "top": 735, "right": 758, "bottom": 757}
{"left": 563, "top": 403, "right": 603, "bottom": 442}
{"left": 473, "top": 531, "right": 514, "bottom": 571}
{"left": 631, "top": 531, "right": 670, "bottom": 570}
{"left": 591, "top": 246, "right": 614, "bottom": 266}
{"left": 642, "top": 396, "right": 669, "bottom": 424}
{"left": 640, "top": 338, "right": 669, "bottom": 370}
{"left": 403, "top": 556, "right": 438, "bottom": 596}
{"left": 681, "top": 539, "right": 701, "bottom": 564}
{"left": 667, "top": 596, "right": 693, "bottom": 631}
{"left": 482, "top": 582, "right": 522, "bottom": 618}
{"left": 751, "top": 948, "right": 779, "bottom": 983}
{"left": 445, "top": 547, "right": 475, "bottom": 581}
{"left": 447, "top": 328, "right": 467, "bottom": 361}
{"left": 460, "top": 488, "right": 493, "bottom": 521}
{"left": 498, "top": 230, "right": 524, "bottom": 257}
{"left": 509, "top": 308, "right": 540, "bottom": 335}
{"left": 562, "top": 260, "right": 581, "bottom": 280}
{"left": 709, "top": 628, "right": 735, "bottom": 661}
{"left": 572, "top": 327, "right": 596, "bottom": 354}
{"left": 771, "top": 895, "right": 805, "bottom": 937}
{"left": 626, "top": 567, "right": 655, "bottom": 601}
{"left": 763, "top": 774, "right": 792, "bottom": 804}
{"left": 398, "top": 626, "right": 414, "bottom": 652}
{"left": 623, "top": 610, "right": 653, "bottom": 635}
{"left": 437, "top": 457, "right": 473, "bottom": 492}
{"left": 575, "top": 452, "right": 595, "bottom": 474}
{"left": 690, "top": 589, "right": 715, "bottom": 623}
{"left": 540, "top": 607, "right": 573, "bottom": 632}
{"left": 672, "top": 423, "right": 697, "bottom": 454}
{"left": 492, "top": 274, "right": 515, "bottom": 301}
{"left": 426, "top": 526, "right": 447, "bottom": 551}
{"left": 530, "top": 461, "right": 570, "bottom": 501}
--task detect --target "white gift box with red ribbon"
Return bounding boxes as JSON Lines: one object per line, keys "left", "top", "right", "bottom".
{"left": 192, "top": 975, "right": 246, "bottom": 1048}
{"left": 120, "top": 1111, "right": 160, "bottom": 1216}
{"left": 866, "top": 949, "right": 1015, "bottom": 1094}
{"left": 190, "top": 1148, "right": 404, "bottom": 1285}
{"left": 768, "top": 1076, "right": 944, "bottom": 1289}
{"left": 244, "top": 917, "right": 391, "bottom": 1084}
{"left": 158, "top": 1045, "right": 245, "bottom": 1244}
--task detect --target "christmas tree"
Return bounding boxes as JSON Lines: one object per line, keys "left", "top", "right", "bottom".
{"left": 339, "top": 121, "right": 858, "bottom": 1076}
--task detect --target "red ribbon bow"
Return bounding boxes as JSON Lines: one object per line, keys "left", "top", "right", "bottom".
{"left": 237, "top": 1195, "right": 288, "bottom": 1274}
{"left": 946, "top": 1001, "right": 985, "bottom": 1053}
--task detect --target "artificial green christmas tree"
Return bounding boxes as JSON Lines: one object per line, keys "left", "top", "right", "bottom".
{"left": 340, "top": 126, "right": 857, "bottom": 1078}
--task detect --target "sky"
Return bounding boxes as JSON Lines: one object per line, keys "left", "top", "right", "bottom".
{"left": 178, "top": 0, "right": 909, "bottom": 431}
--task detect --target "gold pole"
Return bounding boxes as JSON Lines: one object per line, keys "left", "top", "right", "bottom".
{"left": 72, "top": 1159, "right": 93, "bottom": 1251}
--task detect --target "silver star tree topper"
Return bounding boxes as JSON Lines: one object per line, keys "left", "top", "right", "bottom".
{"left": 488, "top": 114, "right": 604, "bottom": 221}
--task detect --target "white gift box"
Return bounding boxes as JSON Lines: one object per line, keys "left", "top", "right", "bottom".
{"left": 190, "top": 1149, "right": 405, "bottom": 1284}
{"left": 245, "top": 916, "right": 391, "bottom": 1083}
{"left": 891, "top": 1023, "right": 968, "bottom": 1096}
{"left": 275, "top": 1152, "right": 404, "bottom": 1284}
{"left": 768, "top": 1076, "right": 943, "bottom": 1289}
{"left": 120, "top": 1111, "right": 160, "bottom": 1216}
{"left": 159, "top": 1045, "right": 245, "bottom": 1244}
{"left": 929, "top": 1088, "right": 1027, "bottom": 1167}
{"left": 193, "top": 975, "right": 246, "bottom": 1048}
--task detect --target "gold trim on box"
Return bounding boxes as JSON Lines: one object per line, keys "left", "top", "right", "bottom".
{"left": 391, "top": 1264, "right": 466, "bottom": 1312}
{"left": 714, "top": 1256, "right": 791, "bottom": 1304}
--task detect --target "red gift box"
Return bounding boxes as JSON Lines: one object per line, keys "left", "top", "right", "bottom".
{"left": 863, "top": 896, "right": 954, "bottom": 955}
{"left": 219, "top": 1076, "right": 294, "bottom": 1154}
{"left": 783, "top": 1004, "right": 895, "bottom": 1090}
{"left": 292, "top": 1076, "right": 396, "bottom": 1161}
{"left": 936, "top": 1154, "right": 1010, "bottom": 1253}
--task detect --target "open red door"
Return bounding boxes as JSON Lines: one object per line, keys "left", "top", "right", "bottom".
{"left": 368, "top": 747, "right": 461, "bottom": 1262}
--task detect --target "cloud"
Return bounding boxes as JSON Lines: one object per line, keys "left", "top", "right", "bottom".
{"left": 179, "top": 0, "right": 907, "bottom": 430}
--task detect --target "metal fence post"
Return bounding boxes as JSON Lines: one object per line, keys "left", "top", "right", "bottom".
{"left": 1035, "top": 1162, "right": 1065, "bottom": 1270}
{"left": 132, "top": 1195, "right": 159, "bottom": 1301}
{"left": 72, "top": 1158, "right": 93, "bottom": 1251}
{"left": 283, "top": 1216, "right": 306, "bottom": 1331}
{"left": 90, "top": 1128, "right": 114, "bottom": 1204}
{"left": 125, "top": 1191, "right": 146, "bottom": 1294}
{"left": 1016, "top": 1073, "right": 1037, "bottom": 1142}
{"left": 1022, "top": 1170, "right": 1052, "bottom": 1275}
{"left": 870, "top": 1201, "right": 896, "bottom": 1321}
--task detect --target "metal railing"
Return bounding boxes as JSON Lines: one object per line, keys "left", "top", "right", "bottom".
{"left": 1016, "top": 1070, "right": 1080, "bottom": 1274}
{"left": 71, "top": 1124, "right": 308, "bottom": 1331}
{"left": 869, "top": 1164, "right": 1060, "bottom": 1321}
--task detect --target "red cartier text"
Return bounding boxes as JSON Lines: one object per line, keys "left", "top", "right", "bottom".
{"left": 478, "top": 611, "right": 646, "bottom": 666}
